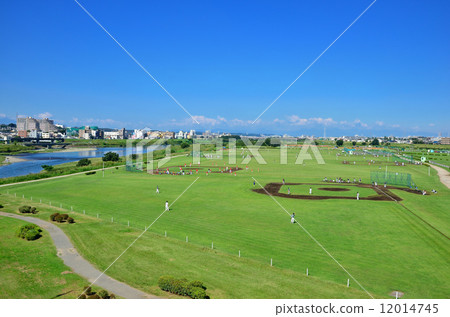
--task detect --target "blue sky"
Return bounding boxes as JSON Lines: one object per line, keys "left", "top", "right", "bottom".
{"left": 0, "top": 0, "right": 449, "bottom": 136}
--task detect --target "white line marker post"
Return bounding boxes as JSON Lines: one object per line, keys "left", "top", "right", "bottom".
{"left": 186, "top": 236, "right": 188, "bottom": 243}
{"left": 165, "top": 231, "right": 167, "bottom": 237}
{"left": 395, "top": 291, "right": 398, "bottom": 299}
{"left": 40, "top": 199, "right": 42, "bottom": 203}
{"left": 83, "top": 210, "right": 85, "bottom": 214}
{"left": 270, "top": 258, "right": 273, "bottom": 266}
{"left": 239, "top": 250, "right": 241, "bottom": 258}
{"left": 306, "top": 268, "right": 309, "bottom": 276}
{"left": 71, "top": 206, "right": 73, "bottom": 211}
{"left": 97, "top": 213, "right": 99, "bottom": 218}
{"left": 111, "top": 217, "right": 113, "bottom": 223}
{"left": 60, "top": 203, "right": 62, "bottom": 208}
{"left": 211, "top": 241, "right": 214, "bottom": 249}
{"left": 347, "top": 279, "right": 350, "bottom": 287}
{"left": 31, "top": 197, "right": 32, "bottom": 201}
{"left": 22, "top": 194, "right": 24, "bottom": 198}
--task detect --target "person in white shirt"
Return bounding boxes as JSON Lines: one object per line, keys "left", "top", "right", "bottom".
{"left": 356, "top": 192, "right": 360, "bottom": 200}
{"left": 309, "top": 187, "right": 312, "bottom": 195}
{"left": 165, "top": 201, "right": 169, "bottom": 211}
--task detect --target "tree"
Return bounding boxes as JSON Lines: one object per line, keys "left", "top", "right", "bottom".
{"left": 102, "top": 152, "right": 119, "bottom": 162}
{"left": 336, "top": 139, "right": 344, "bottom": 147}
{"left": 180, "top": 142, "right": 190, "bottom": 149}
{"left": 77, "top": 158, "right": 91, "bottom": 167}
{"left": 370, "top": 139, "right": 380, "bottom": 146}
{"left": 41, "top": 165, "right": 54, "bottom": 172}
{"left": 352, "top": 141, "right": 357, "bottom": 146}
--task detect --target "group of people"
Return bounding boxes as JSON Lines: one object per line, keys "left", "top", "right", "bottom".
{"left": 323, "top": 177, "right": 362, "bottom": 184}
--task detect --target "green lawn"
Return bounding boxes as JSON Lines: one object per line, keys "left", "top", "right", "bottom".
{"left": 1, "top": 148, "right": 449, "bottom": 298}
{"left": 0, "top": 216, "right": 89, "bottom": 298}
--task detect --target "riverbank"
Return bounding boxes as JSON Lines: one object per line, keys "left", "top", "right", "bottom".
{"left": 2, "top": 155, "right": 29, "bottom": 164}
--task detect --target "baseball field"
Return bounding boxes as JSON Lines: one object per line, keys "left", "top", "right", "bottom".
{"left": 1, "top": 147, "right": 449, "bottom": 298}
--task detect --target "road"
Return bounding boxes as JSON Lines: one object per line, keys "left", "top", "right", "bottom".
{"left": 0, "top": 212, "right": 158, "bottom": 299}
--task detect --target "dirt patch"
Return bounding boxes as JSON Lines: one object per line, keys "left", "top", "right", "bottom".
{"left": 318, "top": 187, "right": 350, "bottom": 192}
{"left": 253, "top": 182, "right": 421, "bottom": 201}
{"left": 151, "top": 165, "right": 242, "bottom": 175}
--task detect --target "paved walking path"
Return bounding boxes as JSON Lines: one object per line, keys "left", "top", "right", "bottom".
{"left": 0, "top": 212, "right": 158, "bottom": 299}
{"left": 429, "top": 164, "right": 450, "bottom": 189}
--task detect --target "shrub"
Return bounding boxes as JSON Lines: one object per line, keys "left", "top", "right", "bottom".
{"left": 85, "top": 171, "right": 96, "bottom": 175}
{"left": 88, "top": 294, "right": 100, "bottom": 299}
{"left": 188, "top": 280, "right": 206, "bottom": 290}
{"left": 83, "top": 286, "right": 93, "bottom": 296}
{"left": 31, "top": 207, "right": 38, "bottom": 214}
{"left": 17, "top": 224, "right": 42, "bottom": 241}
{"left": 19, "top": 205, "right": 32, "bottom": 213}
{"left": 41, "top": 164, "right": 54, "bottom": 171}
{"left": 25, "top": 229, "right": 41, "bottom": 241}
{"left": 67, "top": 217, "right": 75, "bottom": 224}
{"left": 78, "top": 294, "right": 86, "bottom": 299}
{"left": 50, "top": 213, "right": 60, "bottom": 221}
{"left": 188, "top": 287, "right": 208, "bottom": 299}
{"left": 54, "top": 215, "right": 64, "bottom": 223}
{"left": 109, "top": 293, "right": 116, "bottom": 299}
{"left": 336, "top": 139, "right": 344, "bottom": 147}
{"left": 61, "top": 214, "right": 69, "bottom": 220}
{"left": 77, "top": 158, "right": 91, "bottom": 167}
{"left": 98, "top": 290, "right": 109, "bottom": 299}
{"left": 158, "top": 276, "right": 209, "bottom": 299}
{"left": 0, "top": 204, "right": 3, "bottom": 208}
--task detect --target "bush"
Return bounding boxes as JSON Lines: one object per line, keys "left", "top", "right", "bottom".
{"left": 54, "top": 215, "right": 64, "bottom": 223}
{"left": 85, "top": 171, "right": 96, "bottom": 175}
{"left": 78, "top": 294, "right": 86, "bottom": 299}
{"left": 19, "top": 205, "right": 31, "bottom": 213}
{"left": 83, "top": 286, "right": 93, "bottom": 296}
{"left": 77, "top": 158, "right": 91, "bottom": 167}
{"left": 31, "top": 207, "right": 38, "bottom": 214}
{"left": 336, "top": 139, "right": 344, "bottom": 147}
{"left": 188, "top": 287, "right": 208, "bottom": 299}
{"left": 50, "top": 213, "right": 60, "bottom": 221}
{"left": 61, "top": 214, "right": 69, "bottom": 220}
{"left": 17, "top": 224, "right": 42, "bottom": 241}
{"left": 109, "top": 293, "right": 116, "bottom": 299}
{"left": 98, "top": 290, "right": 109, "bottom": 299}
{"left": 67, "top": 217, "right": 75, "bottom": 224}
{"left": 88, "top": 294, "right": 100, "bottom": 299}
{"left": 0, "top": 204, "right": 3, "bottom": 208}
{"left": 41, "top": 164, "right": 54, "bottom": 171}
{"left": 158, "top": 276, "right": 209, "bottom": 299}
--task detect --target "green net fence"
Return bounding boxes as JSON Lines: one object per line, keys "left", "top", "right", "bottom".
{"left": 370, "top": 171, "right": 414, "bottom": 187}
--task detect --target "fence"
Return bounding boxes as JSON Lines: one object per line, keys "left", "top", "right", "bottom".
{"left": 370, "top": 171, "right": 413, "bottom": 187}
{"left": 429, "top": 161, "right": 450, "bottom": 169}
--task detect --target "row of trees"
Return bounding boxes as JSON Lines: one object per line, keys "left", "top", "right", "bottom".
{"left": 336, "top": 139, "right": 380, "bottom": 147}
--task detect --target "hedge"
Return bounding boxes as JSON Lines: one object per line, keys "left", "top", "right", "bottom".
{"left": 158, "top": 276, "right": 209, "bottom": 299}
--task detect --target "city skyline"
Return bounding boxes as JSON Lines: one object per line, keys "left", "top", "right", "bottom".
{"left": 1, "top": 0, "right": 449, "bottom": 137}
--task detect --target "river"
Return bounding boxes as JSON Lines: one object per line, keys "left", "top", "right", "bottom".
{"left": 0, "top": 147, "right": 142, "bottom": 178}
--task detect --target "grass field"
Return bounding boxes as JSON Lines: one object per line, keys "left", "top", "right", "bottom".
{"left": 278, "top": 184, "right": 377, "bottom": 198}
{"left": 1, "top": 147, "right": 449, "bottom": 298}
{"left": 0, "top": 216, "right": 89, "bottom": 298}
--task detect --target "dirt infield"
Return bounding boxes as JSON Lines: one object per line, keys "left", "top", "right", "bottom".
{"left": 318, "top": 187, "right": 350, "bottom": 192}
{"left": 151, "top": 165, "right": 242, "bottom": 174}
{"left": 253, "top": 182, "right": 423, "bottom": 201}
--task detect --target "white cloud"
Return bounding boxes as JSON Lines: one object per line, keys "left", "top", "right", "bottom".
{"left": 429, "top": 123, "right": 435, "bottom": 127}
{"left": 287, "top": 115, "right": 334, "bottom": 126}
{"left": 0, "top": 113, "right": 6, "bottom": 118}
{"left": 37, "top": 112, "right": 53, "bottom": 119}
{"left": 375, "top": 121, "right": 384, "bottom": 126}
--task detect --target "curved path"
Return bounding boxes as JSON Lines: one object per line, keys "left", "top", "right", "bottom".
{"left": 429, "top": 164, "right": 450, "bottom": 189}
{"left": 0, "top": 212, "right": 158, "bottom": 299}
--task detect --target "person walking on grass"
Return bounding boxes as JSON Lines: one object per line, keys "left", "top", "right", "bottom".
{"left": 356, "top": 192, "right": 360, "bottom": 200}
{"left": 291, "top": 213, "right": 295, "bottom": 224}
{"left": 165, "top": 201, "right": 169, "bottom": 211}
{"left": 309, "top": 187, "right": 312, "bottom": 195}
{"left": 156, "top": 185, "right": 159, "bottom": 194}
{"left": 288, "top": 187, "right": 291, "bottom": 195}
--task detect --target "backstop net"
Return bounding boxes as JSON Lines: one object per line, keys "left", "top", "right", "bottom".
{"left": 370, "top": 171, "right": 414, "bottom": 188}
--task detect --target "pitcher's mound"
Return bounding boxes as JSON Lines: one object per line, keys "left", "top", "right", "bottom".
{"left": 318, "top": 187, "right": 350, "bottom": 192}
